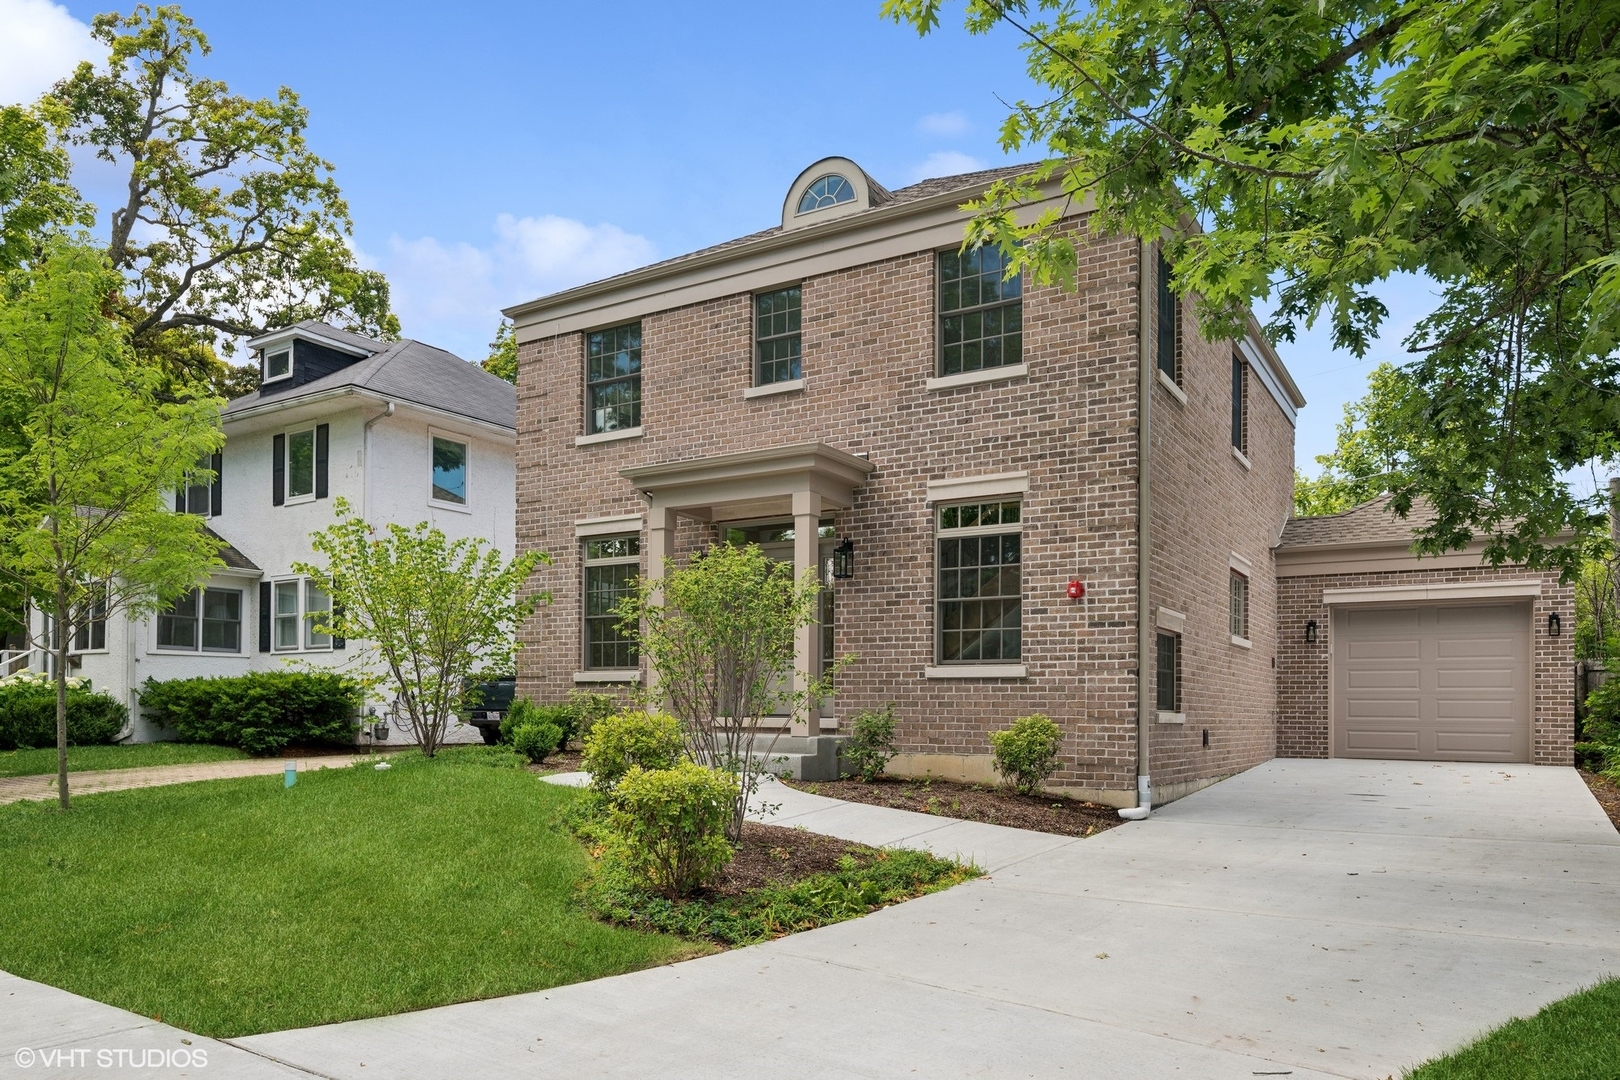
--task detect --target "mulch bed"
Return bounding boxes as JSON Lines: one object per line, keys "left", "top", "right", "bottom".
{"left": 1580, "top": 770, "right": 1620, "bottom": 834}
{"left": 707, "top": 821, "right": 870, "bottom": 898}
{"left": 533, "top": 749, "right": 584, "bottom": 774}
{"left": 784, "top": 774, "right": 1123, "bottom": 839}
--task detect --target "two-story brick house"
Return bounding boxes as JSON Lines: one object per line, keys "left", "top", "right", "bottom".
{"left": 507, "top": 158, "right": 1305, "bottom": 810}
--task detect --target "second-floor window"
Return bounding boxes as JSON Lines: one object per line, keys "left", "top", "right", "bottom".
{"left": 755, "top": 286, "right": 802, "bottom": 386}
{"left": 264, "top": 347, "right": 291, "bottom": 381}
{"left": 1231, "top": 355, "right": 1248, "bottom": 454}
{"left": 939, "top": 246, "right": 1022, "bottom": 377}
{"left": 176, "top": 452, "right": 222, "bottom": 517}
{"left": 586, "top": 322, "right": 641, "bottom": 434}
{"left": 72, "top": 588, "right": 107, "bottom": 653}
{"left": 272, "top": 424, "right": 328, "bottom": 506}
{"left": 1156, "top": 251, "right": 1180, "bottom": 384}
{"left": 431, "top": 436, "right": 468, "bottom": 505}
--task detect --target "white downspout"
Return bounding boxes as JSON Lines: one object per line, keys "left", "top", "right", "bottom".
{"left": 362, "top": 401, "right": 395, "bottom": 521}
{"left": 1120, "top": 238, "right": 1154, "bottom": 822}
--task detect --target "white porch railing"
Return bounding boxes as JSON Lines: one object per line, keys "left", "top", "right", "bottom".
{"left": 0, "top": 648, "right": 36, "bottom": 677}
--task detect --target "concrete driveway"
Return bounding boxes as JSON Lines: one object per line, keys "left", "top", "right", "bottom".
{"left": 224, "top": 759, "right": 1620, "bottom": 1080}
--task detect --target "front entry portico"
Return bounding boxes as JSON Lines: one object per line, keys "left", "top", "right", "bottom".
{"left": 620, "top": 442, "right": 874, "bottom": 736}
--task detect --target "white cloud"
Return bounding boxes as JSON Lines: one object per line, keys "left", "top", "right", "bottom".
{"left": 0, "top": 0, "right": 97, "bottom": 106}
{"left": 917, "top": 111, "right": 972, "bottom": 137}
{"left": 906, "top": 150, "right": 988, "bottom": 184}
{"left": 365, "top": 213, "right": 657, "bottom": 359}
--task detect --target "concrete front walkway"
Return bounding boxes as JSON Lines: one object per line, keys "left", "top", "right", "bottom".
{"left": 0, "top": 754, "right": 377, "bottom": 805}
{"left": 4, "top": 760, "right": 1617, "bottom": 1079}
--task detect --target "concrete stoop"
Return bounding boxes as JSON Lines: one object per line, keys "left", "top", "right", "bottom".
{"left": 744, "top": 734, "right": 849, "bottom": 781}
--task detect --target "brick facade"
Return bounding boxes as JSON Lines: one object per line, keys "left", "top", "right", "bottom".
{"left": 514, "top": 207, "right": 1299, "bottom": 804}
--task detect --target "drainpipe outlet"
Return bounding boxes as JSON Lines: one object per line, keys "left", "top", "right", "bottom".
{"left": 1118, "top": 774, "right": 1153, "bottom": 821}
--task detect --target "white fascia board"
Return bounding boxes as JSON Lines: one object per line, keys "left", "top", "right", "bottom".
{"left": 223, "top": 388, "right": 514, "bottom": 442}
{"left": 925, "top": 471, "right": 1031, "bottom": 504}
{"left": 574, "top": 514, "right": 645, "bottom": 538}
{"left": 1237, "top": 334, "right": 1300, "bottom": 426}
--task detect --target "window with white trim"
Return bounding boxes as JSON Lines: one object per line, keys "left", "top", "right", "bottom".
{"left": 584, "top": 535, "right": 639, "bottom": 669}
{"left": 304, "top": 581, "right": 331, "bottom": 649}
{"left": 273, "top": 580, "right": 301, "bottom": 651}
{"left": 264, "top": 347, "right": 291, "bottom": 381}
{"left": 1229, "top": 569, "right": 1249, "bottom": 640}
{"left": 286, "top": 428, "right": 316, "bottom": 500}
{"left": 936, "top": 499, "right": 1022, "bottom": 663}
{"left": 157, "top": 588, "right": 242, "bottom": 653}
{"left": 177, "top": 452, "right": 221, "bottom": 517}
{"left": 72, "top": 587, "right": 107, "bottom": 653}
{"left": 431, "top": 436, "right": 468, "bottom": 505}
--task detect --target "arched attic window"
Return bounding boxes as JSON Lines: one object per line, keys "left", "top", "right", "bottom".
{"left": 797, "top": 174, "right": 855, "bottom": 214}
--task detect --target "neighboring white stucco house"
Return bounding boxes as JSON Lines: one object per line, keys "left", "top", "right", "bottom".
{"left": 30, "top": 321, "right": 516, "bottom": 743}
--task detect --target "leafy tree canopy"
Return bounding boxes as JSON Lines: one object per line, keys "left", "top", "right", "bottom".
{"left": 0, "top": 105, "right": 92, "bottom": 273}
{"left": 35, "top": 4, "right": 399, "bottom": 383}
{"left": 483, "top": 319, "right": 517, "bottom": 384}
{"left": 886, "top": 0, "right": 1620, "bottom": 577}
{"left": 1293, "top": 362, "right": 1425, "bottom": 516}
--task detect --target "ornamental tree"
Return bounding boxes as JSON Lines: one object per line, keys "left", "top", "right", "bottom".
{"left": 295, "top": 499, "right": 547, "bottom": 757}
{"left": 0, "top": 240, "right": 224, "bottom": 807}
{"left": 887, "top": 0, "right": 1620, "bottom": 575}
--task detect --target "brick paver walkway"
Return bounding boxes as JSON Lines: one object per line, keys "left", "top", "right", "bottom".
{"left": 0, "top": 753, "right": 377, "bottom": 805}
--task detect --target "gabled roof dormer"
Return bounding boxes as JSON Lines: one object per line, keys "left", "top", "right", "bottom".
{"left": 781, "top": 157, "right": 893, "bottom": 231}
{"left": 245, "top": 320, "right": 385, "bottom": 396}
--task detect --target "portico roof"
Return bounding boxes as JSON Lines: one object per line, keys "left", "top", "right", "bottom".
{"left": 620, "top": 442, "right": 875, "bottom": 520}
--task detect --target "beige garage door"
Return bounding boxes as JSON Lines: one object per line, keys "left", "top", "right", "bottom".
{"left": 1332, "top": 602, "right": 1531, "bottom": 761}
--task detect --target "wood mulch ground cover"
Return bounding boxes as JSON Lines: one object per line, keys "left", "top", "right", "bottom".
{"left": 710, "top": 821, "right": 869, "bottom": 898}
{"left": 1580, "top": 770, "right": 1620, "bottom": 833}
{"left": 784, "top": 774, "right": 1124, "bottom": 839}
{"left": 534, "top": 749, "right": 584, "bottom": 774}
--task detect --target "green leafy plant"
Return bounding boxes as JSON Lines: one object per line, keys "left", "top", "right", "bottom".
{"left": 139, "top": 672, "right": 362, "bottom": 756}
{"left": 510, "top": 721, "right": 563, "bottom": 765}
{"left": 605, "top": 762, "right": 737, "bottom": 898}
{"left": 580, "top": 710, "right": 684, "bottom": 794}
{"left": 989, "top": 714, "right": 1064, "bottom": 795}
{"left": 0, "top": 673, "right": 126, "bottom": 750}
{"left": 844, "top": 703, "right": 899, "bottom": 782}
{"left": 565, "top": 690, "right": 620, "bottom": 745}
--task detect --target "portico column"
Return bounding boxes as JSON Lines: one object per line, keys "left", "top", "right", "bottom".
{"left": 643, "top": 505, "right": 676, "bottom": 693}
{"left": 791, "top": 489, "right": 822, "bottom": 737}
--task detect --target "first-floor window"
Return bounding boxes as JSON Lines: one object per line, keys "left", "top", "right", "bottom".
{"left": 304, "top": 581, "right": 331, "bottom": 649}
{"left": 158, "top": 588, "right": 242, "bottom": 652}
{"left": 274, "top": 580, "right": 301, "bottom": 650}
{"left": 72, "top": 588, "right": 107, "bottom": 652}
{"left": 937, "top": 499, "right": 1022, "bottom": 663}
{"left": 1229, "top": 570, "right": 1249, "bottom": 640}
{"left": 584, "top": 535, "right": 640, "bottom": 669}
{"left": 1156, "top": 631, "right": 1181, "bottom": 712}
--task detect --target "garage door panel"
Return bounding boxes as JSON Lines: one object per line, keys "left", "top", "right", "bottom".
{"left": 1333, "top": 602, "right": 1529, "bottom": 763}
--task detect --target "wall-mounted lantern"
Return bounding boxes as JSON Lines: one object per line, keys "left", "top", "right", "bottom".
{"left": 1305, "top": 619, "right": 1318, "bottom": 643}
{"left": 1549, "top": 612, "right": 1562, "bottom": 637}
{"left": 832, "top": 538, "right": 854, "bottom": 580}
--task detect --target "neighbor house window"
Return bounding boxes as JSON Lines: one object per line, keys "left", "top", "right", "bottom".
{"left": 584, "top": 535, "right": 639, "bottom": 669}
{"left": 304, "top": 581, "right": 331, "bottom": 650}
{"left": 273, "top": 580, "right": 301, "bottom": 651}
{"left": 1231, "top": 355, "right": 1248, "bottom": 454}
{"left": 937, "top": 499, "right": 1022, "bottom": 663}
{"left": 1155, "top": 631, "right": 1181, "bottom": 712}
{"left": 797, "top": 174, "right": 854, "bottom": 213}
{"left": 1156, "top": 251, "right": 1180, "bottom": 384}
{"left": 286, "top": 428, "right": 316, "bottom": 500}
{"left": 72, "top": 588, "right": 107, "bottom": 653}
{"left": 586, "top": 322, "right": 642, "bottom": 434}
{"left": 176, "top": 452, "right": 222, "bottom": 517}
{"left": 264, "top": 347, "right": 291, "bottom": 381}
{"left": 431, "top": 436, "right": 468, "bottom": 505}
{"left": 939, "top": 246, "right": 1022, "bottom": 377}
{"left": 158, "top": 588, "right": 241, "bottom": 653}
{"left": 1229, "top": 570, "right": 1249, "bottom": 640}
{"left": 755, "top": 286, "right": 802, "bottom": 386}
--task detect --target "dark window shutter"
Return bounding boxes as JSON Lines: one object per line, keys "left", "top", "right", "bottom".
{"left": 258, "top": 582, "right": 272, "bottom": 652}
{"left": 175, "top": 488, "right": 185, "bottom": 513}
{"left": 210, "top": 451, "right": 223, "bottom": 517}
{"left": 315, "top": 424, "right": 330, "bottom": 499}
{"left": 272, "top": 434, "right": 285, "bottom": 506}
{"left": 332, "top": 599, "right": 345, "bottom": 650}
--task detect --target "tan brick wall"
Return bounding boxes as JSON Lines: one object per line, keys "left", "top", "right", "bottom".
{"left": 1148, "top": 299, "right": 1295, "bottom": 794}
{"left": 1275, "top": 567, "right": 1574, "bottom": 765}
{"left": 515, "top": 220, "right": 1292, "bottom": 799}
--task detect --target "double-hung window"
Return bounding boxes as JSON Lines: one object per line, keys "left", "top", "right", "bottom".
{"left": 1229, "top": 570, "right": 1250, "bottom": 641}
{"left": 1156, "top": 251, "right": 1180, "bottom": 384}
{"left": 936, "top": 499, "right": 1022, "bottom": 663}
{"left": 583, "top": 536, "right": 639, "bottom": 669}
{"left": 273, "top": 581, "right": 301, "bottom": 650}
{"left": 270, "top": 579, "right": 331, "bottom": 651}
{"left": 287, "top": 428, "right": 316, "bottom": 500}
{"left": 158, "top": 588, "right": 242, "bottom": 652}
{"left": 431, "top": 435, "right": 468, "bottom": 505}
{"left": 1155, "top": 631, "right": 1181, "bottom": 712}
{"left": 755, "top": 286, "right": 802, "bottom": 386}
{"left": 939, "top": 246, "right": 1022, "bottom": 377}
{"left": 586, "top": 322, "right": 642, "bottom": 434}
{"left": 72, "top": 588, "right": 107, "bottom": 652}
{"left": 177, "top": 452, "right": 222, "bottom": 517}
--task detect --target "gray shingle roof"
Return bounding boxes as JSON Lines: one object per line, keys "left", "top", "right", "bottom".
{"left": 1278, "top": 495, "right": 1436, "bottom": 549}
{"left": 204, "top": 526, "right": 261, "bottom": 572}
{"left": 223, "top": 330, "right": 516, "bottom": 431}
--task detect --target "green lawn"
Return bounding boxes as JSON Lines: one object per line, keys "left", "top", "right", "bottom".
{"left": 0, "top": 742, "right": 248, "bottom": 777}
{"left": 0, "top": 750, "right": 701, "bottom": 1036}
{"left": 1405, "top": 979, "right": 1620, "bottom": 1079}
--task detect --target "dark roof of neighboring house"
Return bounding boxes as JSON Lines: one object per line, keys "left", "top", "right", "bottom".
{"left": 204, "top": 526, "right": 261, "bottom": 572}
{"left": 222, "top": 328, "right": 516, "bottom": 431}
{"left": 1278, "top": 495, "right": 1436, "bottom": 549}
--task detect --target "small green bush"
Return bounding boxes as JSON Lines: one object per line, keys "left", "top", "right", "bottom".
{"left": 139, "top": 672, "right": 362, "bottom": 756}
{"left": 511, "top": 720, "right": 563, "bottom": 764}
{"left": 566, "top": 690, "right": 620, "bottom": 744}
{"left": 499, "top": 699, "right": 572, "bottom": 744}
{"left": 844, "top": 703, "right": 898, "bottom": 782}
{"left": 581, "top": 710, "right": 684, "bottom": 792}
{"left": 989, "top": 713, "right": 1064, "bottom": 795}
{"left": 606, "top": 762, "right": 736, "bottom": 898}
{"left": 0, "top": 672, "right": 127, "bottom": 750}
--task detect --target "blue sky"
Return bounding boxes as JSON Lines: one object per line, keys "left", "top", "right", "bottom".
{"left": 1, "top": 0, "right": 1426, "bottom": 471}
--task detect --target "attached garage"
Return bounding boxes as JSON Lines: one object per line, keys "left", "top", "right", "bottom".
{"left": 1274, "top": 498, "right": 1573, "bottom": 766}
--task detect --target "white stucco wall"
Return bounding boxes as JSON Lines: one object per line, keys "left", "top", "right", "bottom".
{"left": 57, "top": 396, "right": 515, "bottom": 745}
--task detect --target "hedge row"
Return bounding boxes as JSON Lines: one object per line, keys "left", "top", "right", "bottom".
{"left": 0, "top": 673, "right": 127, "bottom": 750}
{"left": 139, "top": 671, "right": 363, "bottom": 756}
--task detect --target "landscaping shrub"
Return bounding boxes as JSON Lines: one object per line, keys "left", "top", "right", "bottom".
{"left": 581, "top": 710, "right": 684, "bottom": 792}
{"left": 565, "top": 690, "right": 619, "bottom": 744}
{"left": 0, "top": 671, "right": 127, "bottom": 750}
{"left": 606, "top": 762, "right": 736, "bottom": 898}
{"left": 989, "top": 713, "right": 1064, "bottom": 795}
{"left": 139, "top": 672, "right": 362, "bottom": 755}
{"left": 511, "top": 720, "right": 563, "bottom": 764}
{"left": 843, "top": 703, "right": 898, "bottom": 782}
{"left": 1579, "top": 679, "right": 1620, "bottom": 772}
{"left": 499, "top": 699, "right": 568, "bottom": 744}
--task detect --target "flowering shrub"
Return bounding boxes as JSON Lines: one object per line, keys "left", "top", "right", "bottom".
{"left": 0, "top": 673, "right": 126, "bottom": 749}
